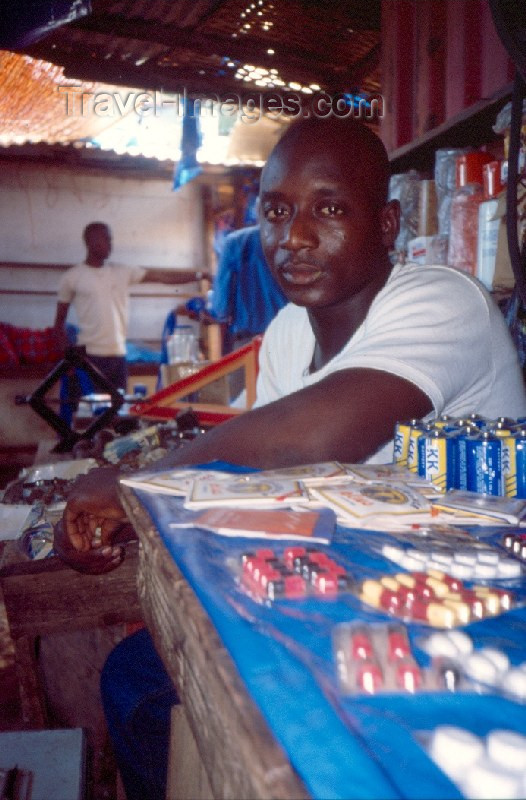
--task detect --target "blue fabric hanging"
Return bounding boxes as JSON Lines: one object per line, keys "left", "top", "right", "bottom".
{"left": 173, "top": 98, "right": 203, "bottom": 189}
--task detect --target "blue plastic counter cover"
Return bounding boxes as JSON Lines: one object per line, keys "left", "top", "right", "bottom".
{"left": 131, "top": 464, "right": 526, "bottom": 800}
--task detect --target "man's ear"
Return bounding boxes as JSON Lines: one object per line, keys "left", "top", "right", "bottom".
{"left": 380, "top": 200, "right": 400, "bottom": 250}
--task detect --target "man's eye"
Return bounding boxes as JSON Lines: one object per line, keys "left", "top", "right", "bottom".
{"left": 264, "top": 205, "right": 290, "bottom": 221}
{"left": 318, "top": 202, "right": 344, "bottom": 217}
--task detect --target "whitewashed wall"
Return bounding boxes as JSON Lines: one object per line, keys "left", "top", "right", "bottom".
{"left": 0, "top": 161, "right": 206, "bottom": 343}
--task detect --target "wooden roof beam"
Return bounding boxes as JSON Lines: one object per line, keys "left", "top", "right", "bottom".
{"left": 69, "top": 12, "right": 367, "bottom": 87}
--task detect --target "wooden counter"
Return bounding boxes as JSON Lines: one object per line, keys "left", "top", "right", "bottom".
{"left": 119, "top": 485, "right": 308, "bottom": 800}
{"left": 0, "top": 540, "right": 141, "bottom": 728}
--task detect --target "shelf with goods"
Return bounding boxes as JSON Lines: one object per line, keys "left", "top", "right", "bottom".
{"left": 386, "top": 83, "right": 518, "bottom": 311}
{"left": 388, "top": 83, "right": 513, "bottom": 177}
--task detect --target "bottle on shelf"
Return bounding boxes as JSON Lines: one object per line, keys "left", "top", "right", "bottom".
{"left": 448, "top": 152, "right": 494, "bottom": 276}
{"left": 476, "top": 161, "right": 504, "bottom": 291}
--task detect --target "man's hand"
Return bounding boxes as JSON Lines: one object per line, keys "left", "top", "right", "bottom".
{"left": 53, "top": 518, "right": 129, "bottom": 574}
{"left": 55, "top": 465, "right": 133, "bottom": 574}
{"left": 54, "top": 326, "right": 69, "bottom": 353}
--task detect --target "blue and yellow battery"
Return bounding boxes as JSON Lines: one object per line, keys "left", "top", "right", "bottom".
{"left": 417, "top": 427, "right": 456, "bottom": 491}
{"left": 464, "top": 430, "right": 503, "bottom": 496}
{"left": 502, "top": 427, "right": 526, "bottom": 498}
{"left": 449, "top": 424, "right": 478, "bottom": 489}
{"left": 466, "top": 413, "right": 487, "bottom": 429}
{"left": 406, "top": 421, "right": 428, "bottom": 473}
{"left": 432, "top": 415, "right": 456, "bottom": 430}
{"left": 394, "top": 419, "right": 422, "bottom": 468}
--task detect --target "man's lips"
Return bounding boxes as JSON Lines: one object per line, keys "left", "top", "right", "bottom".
{"left": 278, "top": 264, "right": 324, "bottom": 285}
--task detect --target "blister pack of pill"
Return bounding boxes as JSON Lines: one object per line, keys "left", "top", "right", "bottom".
{"left": 379, "top": 529, "right": 523, "bottom": 582}
{"left": 502, "top": 532, "right": 526, "bottom": 565}
{"left": 333, "top": 621, "right": 439, "bottom": 695}
{"left": 423, "top": 725, "right": 526, "bottom": 799}
{"left": 234, "top": 546, "right": 353, "bottom": 602}
{"left": 356, "top": 569, "right": 515, "bottom": 627}
{"left": 420, "top": 629, "right": 526, "bottom": 702}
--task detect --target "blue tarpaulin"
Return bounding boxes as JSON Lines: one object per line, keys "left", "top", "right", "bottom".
{"left": 129, "top": 466, "right": 526, "bottom": 800}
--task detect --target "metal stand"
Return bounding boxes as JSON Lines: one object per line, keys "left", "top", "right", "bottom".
{"left": 16, "top": 346, "right": 124, "bottom": 452}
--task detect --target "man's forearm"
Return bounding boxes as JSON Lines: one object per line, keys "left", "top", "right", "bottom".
{"left": 143, "top": 268, "right": 211, "bottom": 284}
{"left": 152, "top": 409, "right": 286, "bottom": 471}
{"left": 145, "top": 368, "right": 433, "bottom": 473}
{"left": 54, "top": 302, "right": 69, "bottom": 330}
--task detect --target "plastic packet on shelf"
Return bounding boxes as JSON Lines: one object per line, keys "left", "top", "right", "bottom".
{"left": 388, "top": 170, "right": 421, "bottom": 253}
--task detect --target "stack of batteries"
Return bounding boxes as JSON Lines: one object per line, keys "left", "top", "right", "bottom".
{"left": 393, "top": 415, "right": 526, "bottom": 497}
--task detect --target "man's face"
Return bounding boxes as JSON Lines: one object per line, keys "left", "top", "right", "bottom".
{"left": 85, "top": 225, "right": 112, "bottom": 262}
{"left": 259, "top": 143, "right": 392, "bottom": 310}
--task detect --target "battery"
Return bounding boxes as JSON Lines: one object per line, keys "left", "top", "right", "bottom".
{"left": 407, "top": 422, "right": 427, "bottom": 473}
{"left": 490, "top": 416, "right": 517, "bottom": 431}
{"left": 417, "top": 428, "right": 456, "bottom": 490}
{"left": 466, "top": 413, "right": 487, "bottom": 429}
{"left": 486, "top": 419, "right": 515, "bottom": 438}
{"left": 393, "top": 421, "right": 411, "bottom": 466}
{"left": 452, "top": 426, "right": 477, "bottom": 490}
{"left": 465, "top": 430, "right": 502, "bottom": 495}
{"left": 502, "top": 427, "right": 526, "bottom": 498}
{"left": 432, "top": 415, "right": 456, "bottom": 429}
{"left": 394, "top": 418, "right": 421, "bottom": 467}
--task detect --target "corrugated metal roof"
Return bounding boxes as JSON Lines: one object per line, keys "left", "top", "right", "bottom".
{"left": 0, "top": 50, "right": 138, "bottom": 146}
{"left": 0, "top": 1, "right": 382, "bottom": 161}
{"left": 18, "top": 0, "right": 381, "bottom": 100}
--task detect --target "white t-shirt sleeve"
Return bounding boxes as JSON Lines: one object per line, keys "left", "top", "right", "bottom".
{"left": 326, "top": 266, "right": 494, "bottom": 414}
{"left": 56, "top": 267, "right": 77, "bottom": 304}
{"left": 254, "top": 265, "right": 516, "bottom": 420}
{"left": 124, "top": 265, "right": 147, "bottom": 285}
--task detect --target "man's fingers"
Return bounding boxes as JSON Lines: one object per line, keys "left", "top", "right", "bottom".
{"left": 92, "top": 518, "right": 126, "bottom": 547}
{"left": 63, "top": 510, "right": 92, "bottom": 552}
{"left": 65, "top": 544, "right": 125, "bottom": 575}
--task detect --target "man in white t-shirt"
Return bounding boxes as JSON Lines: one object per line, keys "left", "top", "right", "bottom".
{"left": 54, "top": 115, "right": 526, "bottom": 800}
{"left": 54, "top": 222, "right": 209, "bottom": 391}
{"left": 58, "top": 116, "right": 526, "bottom": 569}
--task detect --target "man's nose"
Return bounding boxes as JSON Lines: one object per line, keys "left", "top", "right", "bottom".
{"left": 280, "top": 212, "right": 317, "bottom": 250}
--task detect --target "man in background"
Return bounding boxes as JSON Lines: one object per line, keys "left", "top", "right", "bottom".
{"left": 54, "top": 221, "right": 209, "bottom": 392}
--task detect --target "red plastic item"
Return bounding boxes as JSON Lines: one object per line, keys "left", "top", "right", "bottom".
{"left": 456, "top": 151, "right": 494, "bottom": 188}
{"left": 255, "top": 548, "right": 276, "bottom": 561}
{"left": 483, "top": 161, "right": 504, "bottom": 199}
{"left": 312, "top": 572, "right": 339, "bottom": 596}
{"left": 283, "top": 574, "right": 307, "bottom": 598}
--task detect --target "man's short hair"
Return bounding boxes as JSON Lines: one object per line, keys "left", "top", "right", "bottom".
{"left": 83, "top": 221, "right": 110, "bottom": 242}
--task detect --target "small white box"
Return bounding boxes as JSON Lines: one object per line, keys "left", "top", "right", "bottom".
{"left": 407, "top": 235, "right": 449, "bottom": 266}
